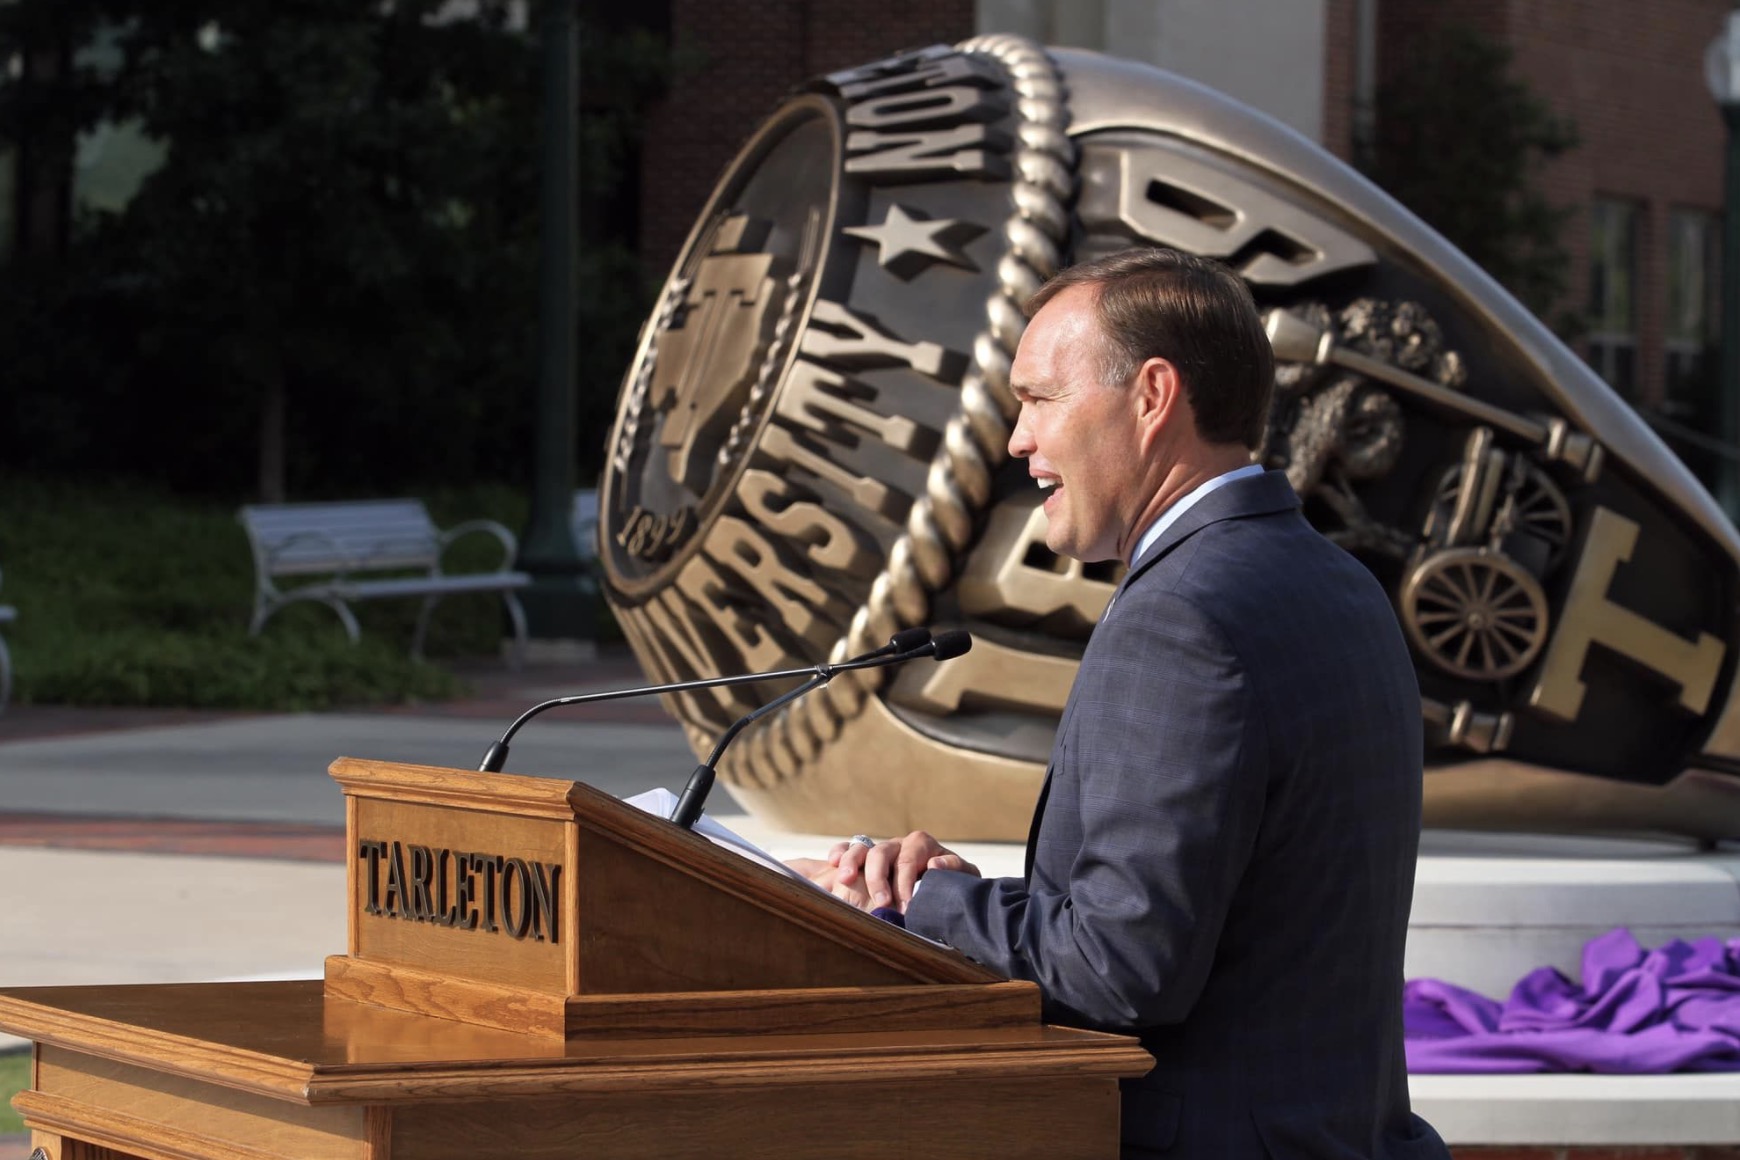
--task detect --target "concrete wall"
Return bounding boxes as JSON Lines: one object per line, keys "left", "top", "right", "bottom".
{"left": 976, "top": 0, "right": 1329, "bottom": 143}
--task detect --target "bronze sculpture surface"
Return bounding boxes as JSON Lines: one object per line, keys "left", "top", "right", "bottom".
{"left": 600, "top": 37, "right": 1740, "bottom": 841}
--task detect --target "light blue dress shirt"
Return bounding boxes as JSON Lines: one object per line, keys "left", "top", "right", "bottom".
{"left": 1128, "top": 463, "right": 1266, "bottom": 567}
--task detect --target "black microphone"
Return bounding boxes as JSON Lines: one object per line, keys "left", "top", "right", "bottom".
{"left": 669, "top": 630, "right": 973, "bottom": 829}
{"left": 926, "top": 629, "right": 972, "bottom": 661}
{"left": 475, "top": 627, "right": 937, "bottom": 773}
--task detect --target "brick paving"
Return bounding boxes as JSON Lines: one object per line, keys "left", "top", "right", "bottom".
{"left": 0, "top": 645, "right": 672, "bottom": 863}
{"left": 0, "top": 703, "right": 259, "bottom": 744}
{"left": 0, "top": 646, "right": 670, "bottom": 743}
{"left": 0, "top": 811, "right": 346, "bottom": 861}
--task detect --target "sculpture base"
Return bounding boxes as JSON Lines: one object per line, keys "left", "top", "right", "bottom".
{"left": 1407, "top": 829, "right": 1740, "bottom": 996}
{"left": 1410, "top": 1072, "right": 1740, "bottom": 1149}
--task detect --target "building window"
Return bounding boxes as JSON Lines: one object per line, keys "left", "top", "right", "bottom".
{"left": 1663, "top": 207, "right": 1721, "bottom": 422}
{"left": 1587, "top": 198, "right": 1640, "bottom": 396}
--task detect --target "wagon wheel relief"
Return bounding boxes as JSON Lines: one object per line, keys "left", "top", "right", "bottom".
{"left": 1402, "top": 548, "right": 1549, "bottom": 681}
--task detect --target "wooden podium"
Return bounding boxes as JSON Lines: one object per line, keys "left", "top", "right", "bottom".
{"left": 0, "top": 759, "right": 1152, "bottom": 1158}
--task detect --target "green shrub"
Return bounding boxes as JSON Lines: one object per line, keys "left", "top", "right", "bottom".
{"left": 0, "top": 474, "right": 560, "bottom": 709}
{"left": 0, "top": 1047, "right": 24, "bottom": 1132}
{"left": 22, "top": 628, "right": 462, "bottom": 710}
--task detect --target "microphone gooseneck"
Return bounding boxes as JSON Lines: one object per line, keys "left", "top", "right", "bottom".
{"left": 475, "top": 628, "right": 938, "bottom": 773}
{"left": 878, "top": 626, "right": 934, "bottom": 657}
{"left": 667, "top": 629, "right": 973, "bottom": 829}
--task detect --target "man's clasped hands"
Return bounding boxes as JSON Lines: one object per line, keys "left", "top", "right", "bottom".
{"left": 787, "top": 831, "right": 981, "bottom": 913}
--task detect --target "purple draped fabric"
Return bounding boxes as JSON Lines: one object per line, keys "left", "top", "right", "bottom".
{"left": 1404, "top": 928, "right": 1740, "bottom": 1073}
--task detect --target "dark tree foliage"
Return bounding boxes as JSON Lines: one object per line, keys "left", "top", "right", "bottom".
{"left": 0, "top": 1, "right": 664, "bottom": 500}
{"left": 1366, "top": 23, "right": 1580, "bottom": 332}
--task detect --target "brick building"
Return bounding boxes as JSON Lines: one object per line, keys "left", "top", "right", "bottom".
{"left": 637, "top": 0, "right": 1737, "bottom": 464}
{"left": 636, "top": 0, "right": 977, "bottom": 270}
{"left": 1361, "top": 0, "right": 1733, "bottom": 468}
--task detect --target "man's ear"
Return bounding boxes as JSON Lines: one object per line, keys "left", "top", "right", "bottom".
{"left": 1134, "top": 356, "right": 1184, "bottom": 449}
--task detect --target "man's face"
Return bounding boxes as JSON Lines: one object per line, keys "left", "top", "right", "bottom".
{"left": 1007, "top": 284, "right": 1147, "bottom": 563}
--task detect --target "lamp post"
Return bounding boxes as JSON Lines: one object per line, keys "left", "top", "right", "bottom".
{"left": 1705, "top": 10, "right": 1740, "bottom": 523}
{"left": 517, "top": 0, "right": 594, "bottom": 647}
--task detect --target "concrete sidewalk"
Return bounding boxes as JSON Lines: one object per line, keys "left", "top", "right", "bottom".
{"left": 0, "top": 651, "right": 757, "bottom": 957}
{"left": 0, "top": 657, "right": 657, "bottom": 989}
{"left": 0, "top": 648, "right": 1024, "bottom": 996}
{"left": 0, "top": 646, "right": 1019, "bottom": 982}
{"left": 0, "top": 652, "right": 695, "bottom": 823}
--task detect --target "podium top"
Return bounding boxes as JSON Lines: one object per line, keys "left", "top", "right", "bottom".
{"left": 0, "top": 979, "right": 1151, "bottom": 1108}
{"left": 329, "top": 758, "right": 1003, "bottom": 1014}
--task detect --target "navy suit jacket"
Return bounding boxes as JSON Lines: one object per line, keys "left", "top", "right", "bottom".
{"left": 907, "top": 471, "right": 1450, "bottom": 1159}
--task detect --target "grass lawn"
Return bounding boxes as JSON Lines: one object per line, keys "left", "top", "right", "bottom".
{"left": 0, "top": 1048, "right": 24, "bottom": 1132}
{"left": 0, "top": 474, "right": 543, "bottom": 710}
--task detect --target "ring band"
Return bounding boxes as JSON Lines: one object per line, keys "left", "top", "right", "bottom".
{"left": 849, "top": 833, "right": 876, "bottom": 849}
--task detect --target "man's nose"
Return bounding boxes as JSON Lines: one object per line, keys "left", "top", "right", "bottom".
{"left": 1008, "top": 408, "right": 1034, "bottom": 458}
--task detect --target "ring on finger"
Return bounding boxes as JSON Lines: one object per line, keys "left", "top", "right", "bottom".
{"left": 849, "top": 833, "right": 876, "bottom": 850}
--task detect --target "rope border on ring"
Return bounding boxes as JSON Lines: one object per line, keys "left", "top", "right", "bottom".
{"left": 720, "top": 34, "right": 1078, "bottom": 790}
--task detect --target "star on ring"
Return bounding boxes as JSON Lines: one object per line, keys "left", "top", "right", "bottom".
{"left": 844, "top": 203, "right": 985, "bottom": 281}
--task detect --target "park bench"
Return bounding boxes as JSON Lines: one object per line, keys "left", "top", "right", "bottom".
{"left": 0, "top": 565, "right": 14, "bottom": 712}
{"left": 239, "top": 499, "right": 530, "bottom": 666}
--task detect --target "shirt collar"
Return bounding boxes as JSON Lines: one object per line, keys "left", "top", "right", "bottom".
{"left": 1128, "top": 463, "right": 1266, "bottom": 566}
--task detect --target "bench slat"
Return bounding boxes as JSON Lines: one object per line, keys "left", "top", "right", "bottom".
{"left": 264, "top": 539, "right": 439, "bottom": 575}
{"left": 330, "top": 572, "right": 531, "bottom": 600}
{"left": 242, "top": 500, "right": 447, "bottom": 576}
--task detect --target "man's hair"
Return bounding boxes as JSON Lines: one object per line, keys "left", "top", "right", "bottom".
{"left": 1026, "top": 248, "right": 1275, "bottom": 449}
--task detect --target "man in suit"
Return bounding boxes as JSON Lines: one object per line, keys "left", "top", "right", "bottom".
{"left": 820, "top": 249, "right": 1449, "bottom": 1158}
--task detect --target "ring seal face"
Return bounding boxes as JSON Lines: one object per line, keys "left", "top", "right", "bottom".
{"left": 600, "top": 39, "right": 1070, "bottom": 835}
{"left": 604, "top": 38, "right": 1740, "bottom": 842}
{"left": 602, "top": 96, "right": 843, "bottom": 602}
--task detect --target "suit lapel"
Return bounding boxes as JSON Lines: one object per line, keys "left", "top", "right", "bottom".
{"left": 1116, "top": 469, "right": 1300, "bottom": 598}
{"left": 1021, "top": 471, "right": 1301, "bottom": 878}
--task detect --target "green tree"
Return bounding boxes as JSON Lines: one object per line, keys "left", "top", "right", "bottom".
{"left": 1366, "top": 23, "right": 1580, "bottom": 330}
{"left": 0, "top": 1, "right": 666, "bottom": 500}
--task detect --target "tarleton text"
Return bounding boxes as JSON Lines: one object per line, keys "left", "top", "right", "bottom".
{"left": 356, "top": 839, "right": 561, "bottom": 944}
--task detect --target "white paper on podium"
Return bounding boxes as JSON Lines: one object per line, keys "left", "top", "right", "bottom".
{"left": 623, "top": 788, "right": 823, "bottom": 889}
{"left": 621, "top": 789, "right": 954, "bottom": 951}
